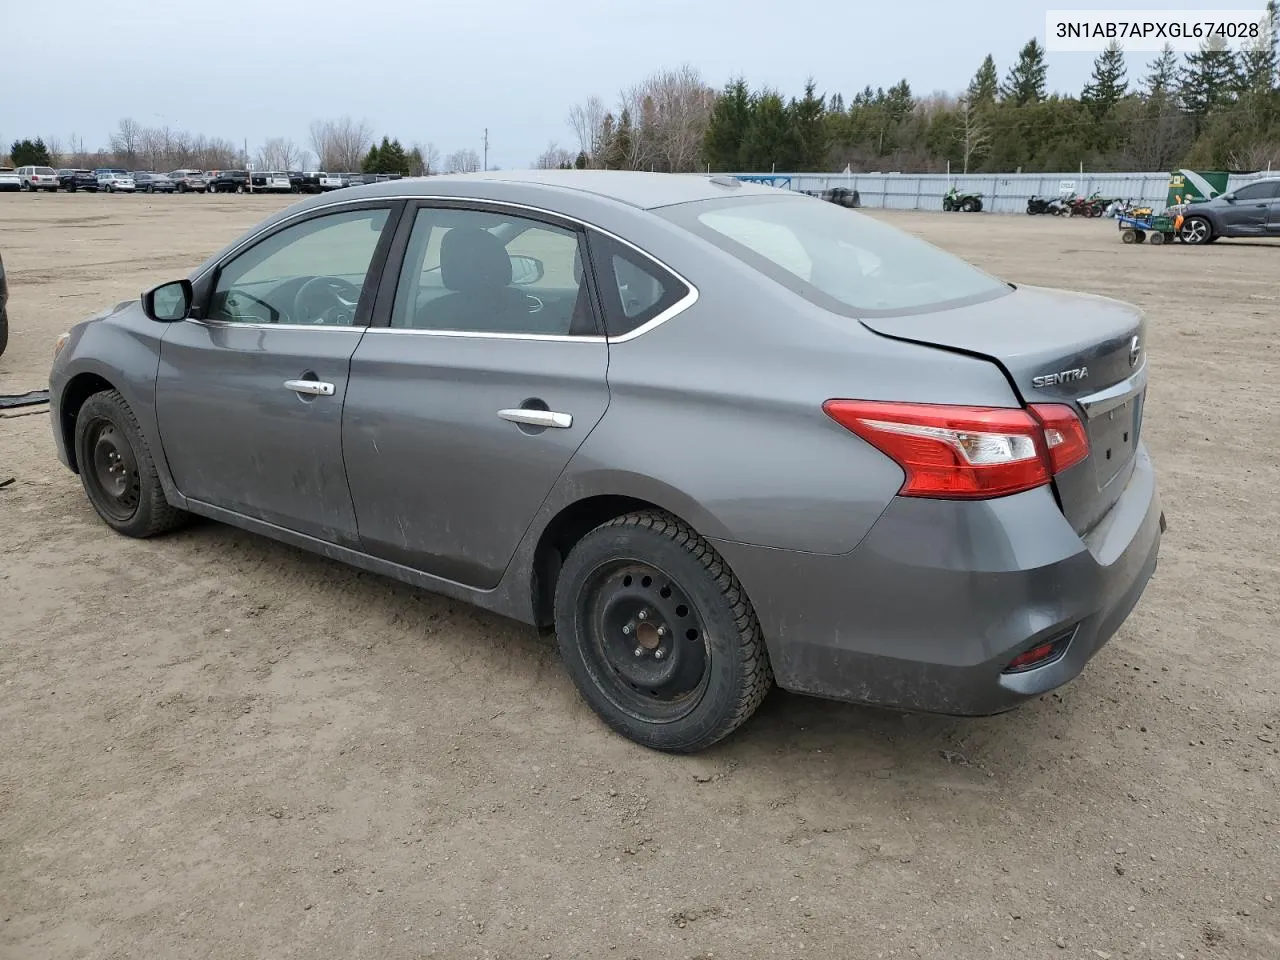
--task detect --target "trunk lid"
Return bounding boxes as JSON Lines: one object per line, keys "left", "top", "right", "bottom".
{"left": 859, "top": 284, "right": 1147, "bottom": 535}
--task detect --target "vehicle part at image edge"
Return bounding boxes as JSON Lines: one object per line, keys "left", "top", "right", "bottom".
{"left": 72, "top": 390, "right": 188, "bottom": 537}
{"left": 553, "top": 512, "right": 773, "bottom": 753}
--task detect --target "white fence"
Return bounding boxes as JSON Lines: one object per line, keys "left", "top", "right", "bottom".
{"left": 727, "top": 171, "right": 1273, "bottom": 214}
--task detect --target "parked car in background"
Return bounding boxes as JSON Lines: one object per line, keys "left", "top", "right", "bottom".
{"left": 168, "top": 170, "right": 208, "bottom": 193}
{"left": 133, "top": 172, "right": 177, "bottom": 194}
{"left": 207, "top": 170, "right": 248, "bottom": 193}
{"left": 317, "top": 172, "right": 345, "bottom": 191}
{"left": 251, "top": 170, "right": 293, "bottom": 192}
{"left": 17, "top": 165, "right": 61, "bottom": 191}
{"left": 1177, "top": 177, "right": 1280, "bottom": 244}
{"left": 95, "top": 169, "right": 136, "bottom": 192}
{"left": 287, "top": 171, "right": 304, "bottom": 192}
{"left": 1, "top": 167, "right": 26, "bottom": 192}
{"left": 46, "top": 171, "right": 1164, "bottom": 753}
{"left": 58, "top": 169, "right": 99, "bottom": 192}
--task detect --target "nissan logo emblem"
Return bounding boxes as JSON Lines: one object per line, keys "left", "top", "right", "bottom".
{"left": 1129, "top": 335, "right": 1141, "bottom": 367}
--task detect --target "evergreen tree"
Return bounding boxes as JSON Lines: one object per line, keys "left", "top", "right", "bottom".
{"left": 1081, "top": 40, "right": 1128, "bottom": 114}
{"left": 1181, "top": 37, "right": 1242, "bottom": 118}
{"left": 789, "top": 78, "right": 827, "bottom": 170}
{"left": 574, "top": 150, "right": 588, "bottom": 169}
{"left": 612, "top": 109, "right": 635, "bottom": 169}
{"left": 1238, "top": 0, "right": 1278, "bottom": 92}
{"left": 361, "top": 141, "right": 382, "bottom": 173}
{"left": 406, "top": 147, "right": 426, "bottom": 176}
{"left": 967, "top": 54, "right": 1000, "bottom": 105}
{"left": 829, "top": 92, "right": 845, "bottom": 113}
{"left": 10, "top": 138, "right": 51, "bottom": 166}
{"left": 1143, "top": 43, "right": 1179, "bottom": 98}
{"left": 883, "top": 79, "right": 914, "bottom": 124}
{"left": 1001, "top": 39, "right": 1048, "bottom": 106}
{"left": 703, "top": 76, "right": 752, "bottom": 170}
{"left": 741, "top": 90, "right": 794, "bottom": 170}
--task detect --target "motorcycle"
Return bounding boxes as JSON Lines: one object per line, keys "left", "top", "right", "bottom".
{"left": 1067, "top": 191, "right": 1105, "bottom": 217}
{"left": 1027, "top": 194, "right": 1069, "bottom": 216}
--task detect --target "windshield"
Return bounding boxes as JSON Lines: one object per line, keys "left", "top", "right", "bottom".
{"left": 36, "top": 167, "right": 56, "bottom": 174}
{"left": 660, "top": 194, "right": 1010, "bottom": 316}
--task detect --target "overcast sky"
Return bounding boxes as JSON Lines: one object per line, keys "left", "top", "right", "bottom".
{"left": 0, "top": 0, "right": 1259, "bottom": 169}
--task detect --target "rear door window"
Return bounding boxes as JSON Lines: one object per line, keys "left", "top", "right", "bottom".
{"left": 585, "top": 234, "right": 690, "bottom": 337}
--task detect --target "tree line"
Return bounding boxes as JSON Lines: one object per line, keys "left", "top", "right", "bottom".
{"left": 554, "top": 2, "right": 1279, "bottom": 174}
{"left": 4, "top": 116, "right": 486, "bottom": 177}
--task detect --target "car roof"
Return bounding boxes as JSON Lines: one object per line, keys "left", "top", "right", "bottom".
{"left": 332, "top": 170, "right": 782, "bottom": 211}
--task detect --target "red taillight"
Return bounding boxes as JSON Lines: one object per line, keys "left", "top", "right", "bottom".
{"left": 822, "top": 399, "right": 1088, "bottom": 500}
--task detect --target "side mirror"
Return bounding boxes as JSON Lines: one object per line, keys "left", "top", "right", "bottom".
{"left": 509, "top": 255, "right": 545, "bottom": 286}
{"left": 1221, "top": 193, "right": 1235, "bottom": 203}
{"left": 142, "top": 279, "right": 192, "bottom": 322}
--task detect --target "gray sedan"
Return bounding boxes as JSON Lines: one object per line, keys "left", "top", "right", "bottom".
{"left": 1178, "top": 176, "right": 1280, "bottom": 243}
{"left": 47, "top": 171, "right": 1164, "bottom": 752}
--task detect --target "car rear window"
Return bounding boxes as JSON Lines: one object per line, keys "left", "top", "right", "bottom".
{"left": 659, "top": 194, "right": 1010, "bottom": 316}
{"left": 36, "top": 167, "right": 56, "bottom": 174}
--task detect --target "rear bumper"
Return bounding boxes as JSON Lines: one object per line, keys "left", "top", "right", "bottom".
{"left": 713, "top": 444, "right": 1163, "bottom": 715}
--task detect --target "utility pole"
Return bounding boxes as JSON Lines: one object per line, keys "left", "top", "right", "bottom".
{"left": 483, "top": 128, "right": 489, "bottom": 171}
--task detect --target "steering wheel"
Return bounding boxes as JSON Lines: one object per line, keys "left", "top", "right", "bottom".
{"left": 294, "top": 276, "right": 362, "bottom": 325}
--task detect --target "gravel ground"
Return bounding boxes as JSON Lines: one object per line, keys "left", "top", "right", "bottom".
{"left": 1, "top": 193, "right": 1277, "bottom": 960}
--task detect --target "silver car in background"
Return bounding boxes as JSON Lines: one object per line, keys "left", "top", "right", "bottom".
{"left": 46, "top": 171, "right": 1163, "bottom": 752}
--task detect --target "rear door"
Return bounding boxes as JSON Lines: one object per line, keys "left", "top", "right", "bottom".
{"left": 156, "top": 201, "right": 401, "bottom": 546}
{"left": 342, "top": 200, "right": 610, "bottom": 588}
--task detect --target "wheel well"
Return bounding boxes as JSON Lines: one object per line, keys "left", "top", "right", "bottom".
{"left": 58, "top": 373, "right": 115, "bottom": 472}
{"left": 531, "top": 495, "right": 672, "bottom": 630}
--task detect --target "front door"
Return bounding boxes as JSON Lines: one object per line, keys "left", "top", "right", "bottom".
{"left": 343, "top": 202, "right": 610, "bottom": 588}
{"left": 156, "top": 204, "right": 397, "bottom": 546}
{"left": 1221, "top": 180, "right": 1277, "bottom": 235}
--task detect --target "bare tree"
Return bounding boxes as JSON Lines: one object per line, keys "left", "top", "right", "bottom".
{"left": 110, "top": 117, "right": 143, "bottom": 168}
{"left": 616, "top": 65, "right": 715, "bottom": 173}
{"left": 307, "top": 116, "right": 373, "bottom": 171}
{"left": 412, "top": 141, "right": 441, "bottom": 175}
{"left": 257, "top": 136, "right": 301, "bottom": 171}
{"left": 445, "top": 148, "right": 481, "bottom": 173}
{"left": 309, "top": 119, "right": 334, "bottom": 171}
{"left": 956, "top": 98, "right": 990, "bottom": 174}
{"left": 567, "top": 95, "right": 607, "bottom": 165}
{"left": 533, "top": 141, "right": 575, "bottom": 169}
{"left": 43, "top": 136, "right": 65, "bottom": 167}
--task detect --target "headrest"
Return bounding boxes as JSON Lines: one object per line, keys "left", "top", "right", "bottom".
{"left": 440, "top": 227, "right": 512, "bottom": 292}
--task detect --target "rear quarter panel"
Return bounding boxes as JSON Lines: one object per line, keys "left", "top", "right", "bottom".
{"left": 553, "top": 216, "right": 1028, "bottom": 556}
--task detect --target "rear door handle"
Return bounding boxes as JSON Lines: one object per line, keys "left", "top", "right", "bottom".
{"left": 498, "top": 408, "right": 573, "bottom": 429}
{"left": 284, "top": 379, "right": 335, "bottom": 396}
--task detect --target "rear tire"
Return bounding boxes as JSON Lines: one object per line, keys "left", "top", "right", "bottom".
{"left": 1121, "top": 229, "right": 1137, "bottom": 244}
{"left": 0, "top": 307, "right": 8, "bottom": 359}
{"left": 553, "top": 511, "right": 773, "bottom": 753}
{"left": 73, "top": 389, "right": 188, "bottom": 538}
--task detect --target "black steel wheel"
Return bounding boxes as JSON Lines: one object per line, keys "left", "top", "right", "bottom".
{"left": 73, "top": 389, "right": 188, "bottom": 537}
{"left": 554, "top": 511, "right": 772, "bottom": 752}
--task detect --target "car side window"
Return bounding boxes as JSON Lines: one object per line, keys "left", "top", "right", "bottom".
{"left": 1232, "top": 181, "right": 1279, "bottom": 200}
{"left": 206, "top": 207, "right": 390, "bottom": 326}
{"left": 389, "top": 206, "right": 597, "bottom": 336}
{"left": 586, "top": 234, "right": 690, "bottom": 337}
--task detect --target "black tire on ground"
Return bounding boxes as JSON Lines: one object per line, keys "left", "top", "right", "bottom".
{"left": 207, "top": 184, "right": 217, "bottom": 194}
{"left": 1135, "top": 230, "right": 1146, "bottom": 243}
{"left": 1121, "top": 229, "right": 1137, "bottom": 244}
{"left": 0, "top": 307, "right": 8, "bottom": 359}
{"left": 235, "top": 184, "right": 244, "bottom": 194}
{"left": 553, "top": 510, "right": 773, "bottom": 753}
{"left": 1149, "top": 231, "right": 1165, "bottom": 245}
{"left": 1180, "top": 216, "right": 1213, "bottom": 245}
{"left": 73, "top": 389, "right": 188, "bottom": 538}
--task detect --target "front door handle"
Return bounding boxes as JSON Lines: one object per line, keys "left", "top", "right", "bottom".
{"left": 498, "top": 408, "right": 572, "bottom": 429}
{"left": 284, "top": 379, "right": 335, "bottom": 396}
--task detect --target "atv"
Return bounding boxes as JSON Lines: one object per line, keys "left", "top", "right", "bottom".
{"left": 942, "top": 186, "right": 984, "bottom": 212}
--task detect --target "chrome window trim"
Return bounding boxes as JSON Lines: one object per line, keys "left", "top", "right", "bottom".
{"left": 190, "top": 193, "right": 700, "bottom": 344}
{"left": 181, "top": 318, "right": 365, "bottom": 332}
{"left": 1077, "top": 360, "right": 1147, "bottom": 420}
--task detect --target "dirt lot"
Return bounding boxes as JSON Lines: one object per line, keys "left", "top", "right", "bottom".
{"left": 1, "top": 193, "right": 1277, "bottom": 960}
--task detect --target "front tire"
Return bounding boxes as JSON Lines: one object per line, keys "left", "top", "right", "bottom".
{"left": 74, "top": 389, "right": 188, "bottom": 538}
{"left": 553, "top": 511, "right": 773, "bottom": 753}
{"left": 1181, "top": 216, "right": 1212, "bottom": 244}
